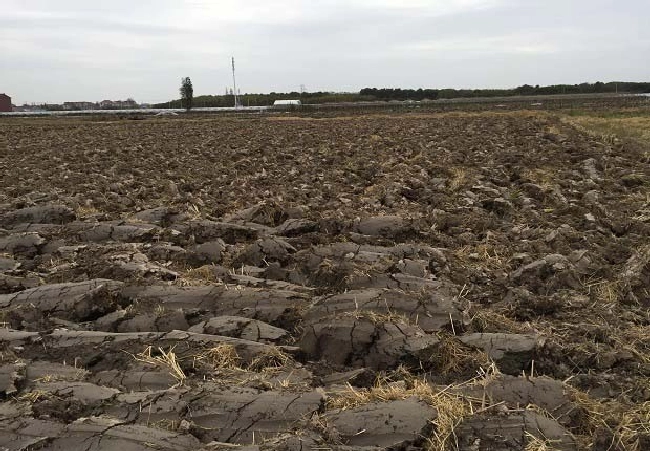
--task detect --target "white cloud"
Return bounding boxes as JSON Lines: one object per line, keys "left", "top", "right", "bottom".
{"left": 357, "top": 0, "right": 506, "bottom": 12}
{"left": 1, "top": 0, "right": 648, "bottom": 104}
{"left": 402, "top": 32, "right": 560, "bottom": 55}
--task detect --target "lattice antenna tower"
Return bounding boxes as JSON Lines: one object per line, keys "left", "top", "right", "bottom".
{"left": 231, "top": 57, "right": 240, "bottom": 108}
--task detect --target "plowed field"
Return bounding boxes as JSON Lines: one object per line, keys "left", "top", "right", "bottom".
{"left": 0, "top": 112, "right": 649, "bottom": 450}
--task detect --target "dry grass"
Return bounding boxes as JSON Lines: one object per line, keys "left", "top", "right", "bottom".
{"left": 132, "top": 346, "right": 186, "bottom": 384}
{"left": 429, "top": 334, "right": 493, "bottom": 375}
{"left": 17, "top": 390, "right": 54, "bottom": 402}
{"left": 448, "top": 167, "right": 469, "bottom": 191}
{"left": 521, "top": 168, "right": 557, "bottom": 191}
{"left": 75, "top": 205, "right": 101, "bottom": 218}
{"left": 204, "top": 366, "right": 311, "bottom": 391}
{"left": 33, "top": 370, "right": 87, "bottom": 383}
{"left": 327, "top": 364, "right": 500, "bottom": 450}
{"left": 454, "top": 244, "right": 509, "bottom": 271}
{"left": 570, "top": 388, "right": 650, "bottom": 451}
{"left": 175, "top": 265, "right": 224, "bottom": 286}
{"left": 341, "top": 308, "right": 411, "bottom": 325}
{"left": 591, "top": 279, "right": 622, "bottom": 304}
{"left": 565, "top": 115, "right": 650, "bottom": 147}
{"left": 470, "top": 309, "right": 532, "bottom": 334}
{"left": 524, "top": 432, "right": 563, "bottom": 451}
{"left": 248, "top": 347, "right": 292, "bottom": 371}
{"left": 613, "top": 325, "right": 650, "bottom": 365}
{"left": 583, "top": 244, "right": 650, "bottom": 305}
{"left": 194, "top": 344, "right": 241, "bottom": 369}
{"left": 545, "top": 124, "right": 564, "bottom": 137}
{"left": 564, "top": 114, "right": 650, "bottom": 168}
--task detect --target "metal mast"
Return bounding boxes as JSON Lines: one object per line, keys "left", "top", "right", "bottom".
{"left": 231, "top": 57, "right": 239, "bottom": 108}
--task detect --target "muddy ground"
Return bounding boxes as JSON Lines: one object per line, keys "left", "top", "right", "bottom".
{"left": 0, "top": 111, "right": 649, "bottom": 450}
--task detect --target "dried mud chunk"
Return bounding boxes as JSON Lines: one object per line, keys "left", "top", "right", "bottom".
{"left": 455, "top": 411, "right": 577, "bottom": 451}
{"left": 619, "top": 246, "right": 650, "bottom": 306}
{"left": 0, "top": 232, "right": 45, "bottom": 258}
{"left": 0, "top": 257, "right": 19, "bottom": 271}
{"left": 120, "top": 285, "right": 310, "bottom": 327}
{"left": 0, "top": 205, "right": 75, "bottom": 227}
{"left": 303, "top": 288, "right": 461, "bottom": 334}
{"left": 620, "top": 173, "right": 645, "bottom": 187}
{"left": 187, "top": 239, "right": 226, "bottom": 266}
{"left": 582, "top": 158, "right": 601, "bottom": 181}
{"left": 299, "top": 316, "right": 375, "bottom": 366}
{"left": 224, "top": 202, "right": 290, "bottom": 226}
{"left": 257, "top": 433, "right": 324, "bottom": 451}
{"left": 71, "top": 222, "right": 158, "bottom": 243}
{"left": 274, "top": 218, "right": 318, "bottom": 236}
{"left": 459, "top": 333, "right": 544, "bottom": 375}
{"left": 6, "top": 223, "right": 64, "bottom": 236}
{"left": 510, "top": 254, "right": 579, "bottom": 292}
{"left": 33, "top": 381, "right": 120, "bottom": 403}
{"left": 0, "top": 418, "right": 65, "bottom": 450}
{"left": 0, "top": 361, "right": 26, "bottom": 397}
{"left": 174, "top": 220, "right": 258, "bottom": 244}
{"left": 98, "top": 259, "right": 178, "bottom": 282}
{"left": 188, "top": 316, "right": 289, "bottom": 343}
{"left": 481, "top": 197, "right": 513, "bottom": 216}
{"left": 354, "top": 216, "right": 419, "bottom": 240}
{"left": 394, "top": 259, "right": 428, "bottom": 277}
{"left": 92, "top": 370, "right": 177, "bottom": 392}
{"left": 366, "top": 322, "right": 441, "bottom": 369}
{"left": 145, "top": 244, "right": 187, "bottom": 263}
{"left": 94, "top": 309, "right": 128, "bottom": 331}
{"left": 325, "top": 398, "right": 436, "bottom": 447}
{"left": 0, "top": 329, "right": 39, "bottom": 348}
{"left": 520, "top": 182, "right": 546, "bottom": 201}
{"left": 25, "top": 361, "right": 89, "bottom": 385}
{"left": 234, "top": 238, "right": 296, "bottom": 267}
{"left": 299, "top": 316, "right": 439, "bottom": 370}
{"left": 108, "top": 389, "right": 187, "bottom": 425}
{"left": 460, "top": 375, "right": 576, "bottom": 426}
{"left": 0, "top": 273, "right": 41, "bottom": 294}
{"left": 187, "top": 387, "right": 323, "bottom": 443}
{"left": 117, "top": 310, "right": 189, "bottom": 333}
{"left": 0, "top": 279, "right": 123, "bottom": 322}
{"left": 49, "top": 418, "right": 201, "bottom": 451}
{"left": 7, "top": 330, "right": 283, "bottom": 372}
{"left": 132, "top": 207, "right": 188, "bottom": 226}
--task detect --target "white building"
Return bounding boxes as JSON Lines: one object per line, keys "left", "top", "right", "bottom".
{"left": 273, "top": 100, "right": 302, "bottom": 106}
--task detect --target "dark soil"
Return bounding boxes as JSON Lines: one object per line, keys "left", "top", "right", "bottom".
{"left": 0, "top": 112, "right": 648, "bottom": 450}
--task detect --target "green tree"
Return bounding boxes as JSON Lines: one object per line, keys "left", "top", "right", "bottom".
{"left": 180, "top": 77, "right": 193, "bottom": 111}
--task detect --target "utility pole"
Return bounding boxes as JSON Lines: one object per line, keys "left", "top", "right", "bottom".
{"left": 232, "top": 57, "right": 239, "bottom": 108}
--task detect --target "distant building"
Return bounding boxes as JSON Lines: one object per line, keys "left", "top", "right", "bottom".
{"left": 99, "top": 99, "right": 138, "bottom": 110}
{"left": 0, "top": 94, "right": 12, "bottom": 112}
{"left": 99, "top": 100, "right": 115, "bottom": 109}
{"left": 273, "top": 100, "right": 301, "bottom": 106}
{"left": 122, "top": 98, "right": 138, "bottom": 109}
{"left": 63, "top": 101, "right": 97, "bottom": 111}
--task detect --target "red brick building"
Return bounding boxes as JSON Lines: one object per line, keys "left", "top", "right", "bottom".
{"left": 0, "top": 94, "right": 12, "bottom": 112}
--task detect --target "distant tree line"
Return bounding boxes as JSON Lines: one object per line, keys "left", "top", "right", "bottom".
{"left": 153, "top": 91, "right": 374, "bottom": 109}
{"left": 152, "top": 81, "right": 650, "bottom": 109}
{"left": 360, "top": 82, "right": 650, "bottom": 101}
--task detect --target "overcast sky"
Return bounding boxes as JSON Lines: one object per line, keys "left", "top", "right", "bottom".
{"left": 1, "top": 0, "right": 648, "bottom": 104}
